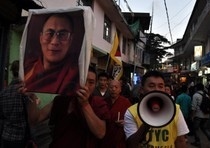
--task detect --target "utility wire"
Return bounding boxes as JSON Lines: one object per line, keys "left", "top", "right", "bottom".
{"left": 123, "top": 0, "right": 134, "bottom": 16}
{"left": 171, "top": 12, "right": 191, "bottom": 31}
{"left": 154, "top": 0, "right": 193, "bottom": 30}
{"left": 116, "top": 0, "right": 129, "bottom": 12}
{"left": 164, "top": 12, "right": 191, "bottom": 37}
{"left": 164, "top": 0, "right": 173, "bottom": 44}
{"left": 170, "top": 0, "right": 193, "bottom": 20}
{"left": 119, "top": 2, "right": 127, "bottom": 12}
{"left": 149, "top": 0, "right": 154, "bottom": 34}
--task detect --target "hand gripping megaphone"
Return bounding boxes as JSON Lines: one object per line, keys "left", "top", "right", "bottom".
{"left": 137, "top": 90, "right": 176, "bottom": 128}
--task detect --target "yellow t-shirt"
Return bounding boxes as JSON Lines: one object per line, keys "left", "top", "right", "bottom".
{"left": 128, "top": 104, "right": 179, "bottom": 148}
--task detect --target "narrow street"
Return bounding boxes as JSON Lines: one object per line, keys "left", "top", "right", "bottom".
{"left": 33, "top": 120, "right": 210, "bottom": 148}
{"left": 187, "top": 129, "right": 210, "bottom": 148}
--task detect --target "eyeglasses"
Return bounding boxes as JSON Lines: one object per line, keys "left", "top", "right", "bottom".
{"left": 42, "top": 30, "right": 71, "bottom": 41}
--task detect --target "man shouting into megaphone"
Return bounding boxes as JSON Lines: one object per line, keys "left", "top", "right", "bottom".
{"left": 124, "top": 70, "right": 189, "bottom": 148}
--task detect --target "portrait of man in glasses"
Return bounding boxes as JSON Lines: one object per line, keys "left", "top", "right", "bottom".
{"left": 23, "top": 10, "right": 85, "bottom": 95}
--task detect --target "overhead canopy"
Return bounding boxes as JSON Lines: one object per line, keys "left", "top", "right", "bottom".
{"left": 0, "top": 0, "right": 43, "bottom": 23}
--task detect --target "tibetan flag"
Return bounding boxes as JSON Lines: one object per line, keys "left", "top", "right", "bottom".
{"left": 107, "top": 33, "right": 123, "bottom": 80}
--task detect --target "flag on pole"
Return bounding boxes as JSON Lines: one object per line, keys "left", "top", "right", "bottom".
{"left": 107, "top": 33, "right": 123, "bottom": 80}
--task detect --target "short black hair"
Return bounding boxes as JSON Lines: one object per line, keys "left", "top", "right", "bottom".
{"left": 98, "top": 72, "right": 109, "bottom": 79}
{"left": 180, "top": 84, "right": 188, "bottom": 93}
{"left": 88, "top": 66, "right": 97, "bottom": 76}
{"left": 141, "top": 70, "right": 165, "bottom": 87}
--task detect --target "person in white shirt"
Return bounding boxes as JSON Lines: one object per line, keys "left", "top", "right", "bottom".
{"left": 124, "top": 70, "right": 189, "bottom": 148}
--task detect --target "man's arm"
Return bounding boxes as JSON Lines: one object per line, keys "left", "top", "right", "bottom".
{"left": 81, "top": 103, "right": 106, "bottom": 139}
{"left": 124, "top": 109, "right": 150, "bottom": 148}
{"left": 76, "top": 86, "right": 106, "bottom": 139}
{"left": 27, "top": 94, "right": 53, "bottom": 126}
{"left": 175, "top": 135, "right": 187, "bottom": 148}
{"left": 126, "top": 124, "right": 150, "bottom": 148}
{"left": 191, "top": 94, "right": 198, "bottom": 120}
{"left": 175, "top": 107, "right": 189, "bottom": 148}
{"left": 19, "top": 88, "right": 52, "bottom": 126}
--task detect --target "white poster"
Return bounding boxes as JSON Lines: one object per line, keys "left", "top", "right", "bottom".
{"left": 19, "top": 7, "right": 95, "bottom": 95}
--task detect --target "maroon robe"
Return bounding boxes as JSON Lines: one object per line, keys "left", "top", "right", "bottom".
{"left": 101, "top": 96, "right": 132, "bottom": 148}
{"left": 49, "top": 95, "right": 110, "bottom": 148}
{"left": 24, "top": 58, "right": 79, "bottom": 95}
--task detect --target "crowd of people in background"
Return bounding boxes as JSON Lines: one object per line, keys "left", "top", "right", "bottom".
{"left": 1, "top": 62, "right": 210, "bottom": 147}
{"left": 165, "top": 81, "right": 210, "bottom": 147}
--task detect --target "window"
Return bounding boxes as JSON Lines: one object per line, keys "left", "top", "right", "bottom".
{"left": 103, "top": 16, "right": 111, "bottom": 42}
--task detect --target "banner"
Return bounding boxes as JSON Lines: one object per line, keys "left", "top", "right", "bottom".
{"left": 19, "top": 7, "right": 95, "bottom": 95}
{"left": 107, "top": 33, "right": 123, "bottom": 80}
{"left": 194, "top": 45, "right": 202, "bottom": 61}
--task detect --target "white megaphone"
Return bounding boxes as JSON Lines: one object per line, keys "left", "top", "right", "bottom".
{"left": 137, "top": 90, "right": 176, "bottom": 128}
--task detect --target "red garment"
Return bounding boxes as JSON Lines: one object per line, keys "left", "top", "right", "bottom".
{"left": 101, "top": 96, "right": 132, "bottom": 148}
{"left": 24, "top": 58, "right": 79, "bottom": 95}
{"left": 49, "top": 95, "right": 110, "bottom": 148}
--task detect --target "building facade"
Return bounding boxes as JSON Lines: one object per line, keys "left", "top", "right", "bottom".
{"left": 0, "top": 0, "right": 43, "bottom": 89}
{"left": 170, "top": 0, "right": 210, "bottom": 87}
{"left": 0, "top": 0, "right": 150, "bottom": 90}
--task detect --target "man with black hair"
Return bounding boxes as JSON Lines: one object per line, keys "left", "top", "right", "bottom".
{"left": 176, "top": 84, "right": 191, "bottom": 120}
{"left": 24, "top": 66, "right": 110, "bottom": 148}
{"left": 191, "top": 83, "right": 210, "bottom": 146}
{"left": 0, "top": 60, "right": 29, "bottom": 148}
{"left": 93, "top": 72, "right": 110, "bottom": 99}
{"left": 165, "top": 84, "right": 175, "bottom": 100}
{"left": 176, "top": 84, "right": 192, "bottom": 139}
{"left": 119, "top": 76, "right": 131, "bottom": 99}
{"left": 124, "top": 70, "right": 189, "bottom": 148}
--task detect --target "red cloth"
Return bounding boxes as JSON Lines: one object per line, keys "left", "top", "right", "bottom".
{"left": 49, "top": 95, "right": 110, "bottom": 148}
{"left": 101, "top": 96, "right": 132, "bottom": 148}
{"left": 24, "top": 58, "right": 79, "bottom": 95}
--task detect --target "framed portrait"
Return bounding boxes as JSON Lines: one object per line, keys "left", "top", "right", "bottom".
{"left": 19, "top": 7, "right": 94, "bottom": 95}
